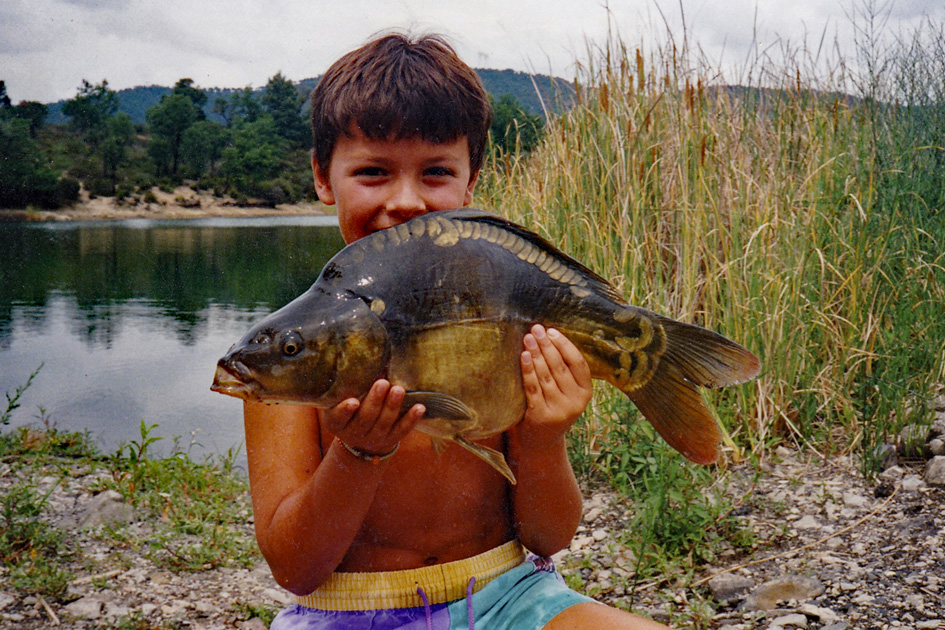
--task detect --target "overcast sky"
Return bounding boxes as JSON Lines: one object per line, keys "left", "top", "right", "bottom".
{"left": 2, "top": 0, "right": 944, "bottom": 104}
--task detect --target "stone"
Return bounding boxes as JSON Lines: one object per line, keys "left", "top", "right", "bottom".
{"left": 708, "top": 573, "right": 754, "bottom": 602}
{"left": 797, "top": 603, "right": 840, "bottom": 623}
{"left": 901, "top": 475, "right": 925, "bottom": 492}
{"left": 63, "top": 596, "right": 104, "bottom": 619}
{"left": 239, "top": 620, "right": 268, "bottom": 630}
{"left": 741, "top": 575, "right": 824, "bottom": 611}
{"left": 584, "top": 507, "right": 603, "bottom": 523}
{"left": 794, "top": 514, "right": 820, "bottom": 529}
{"left": 929, "top": 438, "right": 945, "bottom": 456}
{"left": 261, "top": 588, "right": 293, "bottom": 605}
{"left": 769, "top": 613, "right": 808, "bottom": 628}
{"left": 0, "top": 592, "right": 14, "bottom": 612}
{"left": 841, "top": 492, "right": 867, "bottom": 508}
{"left": 77, "top": 490, "right": 136, "bottom": 530}
{"left": 924, "top": 456, "right": 945, "bottom": 485}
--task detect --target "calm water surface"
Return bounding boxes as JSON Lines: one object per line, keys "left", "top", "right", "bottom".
{"left": 0, "top": 216, "right": 344, "bottom": 469}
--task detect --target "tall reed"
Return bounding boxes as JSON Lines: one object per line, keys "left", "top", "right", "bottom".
{"left": 478, "top": 25, "right": 945, "bottom": 472}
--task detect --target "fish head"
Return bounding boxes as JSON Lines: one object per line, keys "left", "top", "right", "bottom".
{"left": 211, "top": 288, "right": 389, "bottom": 407}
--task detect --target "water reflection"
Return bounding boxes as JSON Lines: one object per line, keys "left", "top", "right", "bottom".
{"left": 0, "top": 216, "right": 344, "bottom": 466}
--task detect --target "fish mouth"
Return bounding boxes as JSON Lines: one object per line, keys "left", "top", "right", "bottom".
{"left": 210, "top": 363, "right": 257, "bottom": 401}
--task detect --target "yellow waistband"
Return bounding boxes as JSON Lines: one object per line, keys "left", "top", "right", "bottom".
{"left": 296, "top": 540, "right": 526, "bottom": 610}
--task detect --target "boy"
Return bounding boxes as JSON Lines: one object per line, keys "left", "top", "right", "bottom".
{"left": 244, "top": 32, "right": 670, "bottom": 630}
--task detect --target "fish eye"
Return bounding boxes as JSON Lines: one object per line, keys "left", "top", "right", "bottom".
{"left": 281, "top": 331, "right": 304, "bottom": 357}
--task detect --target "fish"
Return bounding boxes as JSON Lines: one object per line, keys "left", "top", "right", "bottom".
{"left": 212, "top": 208, "right": 760, "bottom": 483}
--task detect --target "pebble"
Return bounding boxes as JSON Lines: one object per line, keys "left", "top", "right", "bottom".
{"left": 709, "top": 573, "right": 755, "bottom": 602}
{"left": 841, "top": 491, "right": 867, "bottom": 508}
{"left": 901, "top": 475, "right": 925, "bottom": 492}
{"left": 769, "top": 613, "right": 808, "bottom": 628}
{"left": 924, "top": 456, "right": 945, "bottom": 485}
{"left": 741, "top": 575, "right": 824, "bottom": 611}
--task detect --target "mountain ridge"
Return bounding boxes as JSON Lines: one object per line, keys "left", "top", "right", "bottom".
{"left": 44, "top": 69, "right": 575, "bottom": 125}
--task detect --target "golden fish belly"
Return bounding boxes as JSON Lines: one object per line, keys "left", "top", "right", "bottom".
{"left": 387, "top": 320, "right": 527, "bottom": 440}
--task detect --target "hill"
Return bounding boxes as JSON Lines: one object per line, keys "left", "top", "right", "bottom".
{"left": 45, "top": 69, "right": 574, "bottom": 126}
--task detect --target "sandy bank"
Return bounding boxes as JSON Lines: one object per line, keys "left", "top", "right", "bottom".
{"left": 0, "top": 186, "right": 331, "bottom": 223}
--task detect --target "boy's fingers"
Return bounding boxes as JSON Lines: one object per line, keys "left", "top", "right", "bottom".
{"left": 547, "top": 328, "right": 592, "bottom": 388}
{"left": 390, "top": 403, "right": 425, "bottom": 441}
{"left": 523, "top": 332, "right": 555, "bottom": 390}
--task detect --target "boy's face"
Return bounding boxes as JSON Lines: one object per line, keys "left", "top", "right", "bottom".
{"left": 313, "top": 129, "right": 478, "bottom": 244}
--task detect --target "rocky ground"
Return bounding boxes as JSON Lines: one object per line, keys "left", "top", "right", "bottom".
{"left": 2, "top": 429, "right": 943, "bottom": 629}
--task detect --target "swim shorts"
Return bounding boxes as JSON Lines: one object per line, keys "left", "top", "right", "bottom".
{"left": 269, "top": 540, "right": 594, "bottom": 630}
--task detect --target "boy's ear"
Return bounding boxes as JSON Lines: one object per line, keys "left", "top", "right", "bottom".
{"left": 464, "top": 169, "right": 480, "bottom": 206}
{"left": 312, "top": 155, "right": 336, "bottom": 205}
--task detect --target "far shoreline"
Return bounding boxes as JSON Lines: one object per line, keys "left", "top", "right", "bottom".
{"left": 0, "top": 185, "right": 333, "bottom": 223}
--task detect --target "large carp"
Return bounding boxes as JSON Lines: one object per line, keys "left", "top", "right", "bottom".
{"left": 212, "top": 209, "right": 760, "bottom": 483}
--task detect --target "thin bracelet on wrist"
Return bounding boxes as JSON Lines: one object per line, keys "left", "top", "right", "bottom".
{"left": 336, "top": 437, "right": 399, "bottom": 465}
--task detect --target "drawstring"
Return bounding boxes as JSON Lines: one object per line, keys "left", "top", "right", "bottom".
{"left": 466, "top": 576, "right": 476, "bottom": 630}
{"left": 416, "top": 586, "right": 433, "bottom": 630}
{"left": 416, "top": 575, "right": 477, "bottom": 630}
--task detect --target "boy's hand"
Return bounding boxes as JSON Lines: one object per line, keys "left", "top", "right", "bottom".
{"left": 322, "top": 380, "right": 424, "bottom": 457}
{"left": 520, "top": 325, "right": 593, "bottom": 437}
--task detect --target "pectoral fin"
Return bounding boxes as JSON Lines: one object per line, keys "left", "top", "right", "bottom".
{"left": 454, "top": 436, "right": 517, "bottom": 485}
{"left": 402, "top": 391, "right": 477, "bottom": 422}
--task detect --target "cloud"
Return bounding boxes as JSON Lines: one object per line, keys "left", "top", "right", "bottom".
{"left": 3, "top": 0, "right": 945, "bottom": 104}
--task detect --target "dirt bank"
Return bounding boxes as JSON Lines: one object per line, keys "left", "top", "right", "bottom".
{"left": 0, "top": 186, "right": 331, "bottom": 223}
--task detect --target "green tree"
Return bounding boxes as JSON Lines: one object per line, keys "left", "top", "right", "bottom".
{"left": 220, "top": 116, "right": 285, "bottom": 196}
{"left": 12, "top": 101, "right": 48, "bottom": 136}
{"left": 171, "top": 78, "right": 208, "bottom": 119}
{"left": 61, "top": 80, "right": 119, "bottom": 147}
{"left": 101, "top": 113, "right": 135, "bottom": 179}
{"left": 228, "top": 87, "right": 263, "bottom": 124}
{"left": 181, "top": 119, "right": 229, "bottom": 177}
{"left": 489, "top": 94, "right": 544, "bottom": 155}
{"left": 0, "top": 81, "right": 12, "bottom": 115}
{"left": 0, "top": 118, "right": 75, "bottom": 208}
{"left": 262, "top": 72, "right": 307, "bottom": 146}
{"left": 146, "top": 92, "right": 199, "bottom": 175}
{"left": 212, "top": 96, "right": 235, "bottom": 126}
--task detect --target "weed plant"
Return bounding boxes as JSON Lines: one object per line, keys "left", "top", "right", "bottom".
{"left": 0, "top": 375, "right": 258, "bottom": 604}
{"left": 103, "top": 421, "right": 257, "bottom": 571}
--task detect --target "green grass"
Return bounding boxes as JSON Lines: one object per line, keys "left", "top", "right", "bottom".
{"left": 0, "top": 375, "right": 259, "bottom": 601}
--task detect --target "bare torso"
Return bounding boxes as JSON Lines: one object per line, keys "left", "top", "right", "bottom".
{"left": 319, "top": 423, "right": 516, "bottom": 573}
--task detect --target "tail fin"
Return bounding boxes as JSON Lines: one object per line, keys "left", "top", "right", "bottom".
{"left": 628, "top": 318, "right": 760, "bottom": 464}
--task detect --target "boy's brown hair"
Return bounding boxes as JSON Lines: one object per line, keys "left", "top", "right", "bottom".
{"left": 310, "top": 32, "right": 493, "bottom": 175}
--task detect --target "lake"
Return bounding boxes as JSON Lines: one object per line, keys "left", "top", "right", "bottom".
{"left": 0, "top": 216, "right": 345, "bottom": 470}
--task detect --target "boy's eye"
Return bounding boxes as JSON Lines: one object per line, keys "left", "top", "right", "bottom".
{"left": 424, "top": 166, "right": 455, "bottom": 178}
{"left": 354, "top": 167, "right": 387, "bottom": 177}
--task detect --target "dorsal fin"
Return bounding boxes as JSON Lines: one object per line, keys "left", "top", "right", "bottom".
{"left": 439, "top": 209, "right": 626, "bottom": 304}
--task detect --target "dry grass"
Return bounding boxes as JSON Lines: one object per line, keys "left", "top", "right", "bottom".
{"left": 478, "top": 24, "right": 945, "bottom": 474}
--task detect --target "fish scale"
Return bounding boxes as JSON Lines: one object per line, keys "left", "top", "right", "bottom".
{"left": 212, "top": 209, "right": 761, "bottom": 483}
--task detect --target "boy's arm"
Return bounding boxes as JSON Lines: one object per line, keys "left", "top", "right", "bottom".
{"left": 243, "top": 381, "right": 423, "bottom": 596}
{"left": 508, "top": 325, "right": 591, "bottom": 556}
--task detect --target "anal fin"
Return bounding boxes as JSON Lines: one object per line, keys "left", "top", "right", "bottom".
{"left": 454, "top": 436, "right": 517, "bottom": 485}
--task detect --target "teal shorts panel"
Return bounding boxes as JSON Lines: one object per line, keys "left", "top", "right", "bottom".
{"left": 446, "top": 558, "right": 594, "bottom": 630}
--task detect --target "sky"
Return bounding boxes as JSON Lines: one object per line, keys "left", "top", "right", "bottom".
{"left": 2, "top": 0, "right": 944, "bottom": 105}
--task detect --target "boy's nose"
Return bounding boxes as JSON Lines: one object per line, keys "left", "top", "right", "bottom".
{"left": 385, "top": 180, "right": 427, "bottom": 218}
